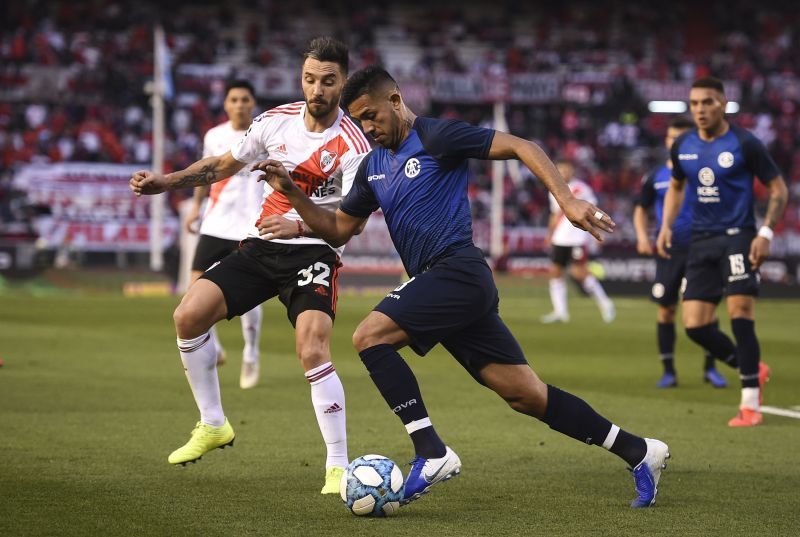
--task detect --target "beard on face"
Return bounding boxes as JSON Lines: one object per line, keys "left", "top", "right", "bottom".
{"left": 305, "top": 97, "right": 337, "bottom": 118}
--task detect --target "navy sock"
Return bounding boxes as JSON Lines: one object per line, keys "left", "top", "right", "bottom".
{"left": 657, "top": 322, "right": 676, "bottom": 374}
{"left": 731, "top": 318, "right": 760, "bottom": 388}
{"left": 685, "top": 321, "right": 738, "bottom": 369}
{"left": 703, "top": 353, "right": 716, "bottom": 371}
{"left": 541, "top": 385, "right": 646, "bottom": 467}
{"left": 359, "top": 344, "right": 446, "bottom": 458}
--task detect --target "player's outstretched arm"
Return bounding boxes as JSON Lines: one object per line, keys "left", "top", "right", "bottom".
{"left": 487, "top": 131, "right": 614, "bottom": 241}
{"left": 749, "top": 175, "right": 788, "bottom": 268}
{"left": 252, "top": 159, "right": 366, "bottom": 247}
{"left": 656, "top": 178, "right": 685, "bottom": 259}
{"left": 130, "top": 151, "right": 245, "bottom": 197}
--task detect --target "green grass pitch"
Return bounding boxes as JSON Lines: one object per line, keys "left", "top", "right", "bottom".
{"left": 2, "top": 276, "right": 799, "bottom": 536}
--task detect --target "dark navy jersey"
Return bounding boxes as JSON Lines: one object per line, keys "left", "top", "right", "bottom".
{"left": 340, "top": 117, "right": 495, "bottom": 276}
{"left": 637, "top": 165, "right": 693, "bottom": 247}
{"left": 670, "top": 125, "right": 781, "bottom": 234}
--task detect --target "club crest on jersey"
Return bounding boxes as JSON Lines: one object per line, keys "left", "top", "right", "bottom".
{"left": 698, "top": 167, "right": 715, "bottom": 186}
{"left": 405, "top": 158, "right": 421, "bottom": 178}
{"left": 320, "top": 150, "right": 338, "bottom": 173}
{"left": 718, "top": 151, "right": 734, "bottom": 168}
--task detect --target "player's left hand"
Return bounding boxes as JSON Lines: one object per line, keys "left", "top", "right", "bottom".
{"left": 748, "top": 236, "right": 770, "bottom": 269}
{"left": 258, "top": 215, "right": 301, "bottom": 240}
{"left": 561, "top": 198, "right": 615, "bottom": 242}
{"left": 251, "top": 159, "right": 295, "bottom": 193}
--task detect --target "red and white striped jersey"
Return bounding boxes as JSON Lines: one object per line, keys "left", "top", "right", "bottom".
{"left": 199, "top": 121, "right": 266, "bottom": 240}
{"left": 548, "top": 179, "right": 598, "bottom": 247}
{"left": 231, "top": 101, "right": 371, "bottom": 255}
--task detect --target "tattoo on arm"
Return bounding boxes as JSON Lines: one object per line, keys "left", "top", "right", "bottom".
{"left": 171, "top": 164, "right": 218, "bottom": 189}
{"left": 764, "top": 185, "right": 788, "bottom": 229}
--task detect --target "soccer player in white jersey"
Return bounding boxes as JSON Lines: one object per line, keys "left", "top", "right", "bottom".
{"left": 129, "top": 37, "right": 370, "bottom": 494}
{"left": 184, "top": 80, "right": 265, "bottom": 389}
{"left": 542, "top": 159, "right": 615, "bottom": 324}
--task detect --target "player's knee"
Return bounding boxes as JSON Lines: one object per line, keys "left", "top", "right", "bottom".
{"left": 657, "top": 305, "right": 676, "bottom": 324}
{"left": 297, "top": 343, "right": 327, "bottom": 370}
{"left": 352, "top": 325, "right": 375, "bottom": 352}
{"left": 173, "top": 304, "right": 202, "bottom": 338}
{"left": 727, "top": 300, "right": 754, "bottom": 319}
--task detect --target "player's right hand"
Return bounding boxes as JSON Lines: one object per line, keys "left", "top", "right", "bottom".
{"left": 636, "top": 237, "right": 654, "bottom": 256}
{"left": 130, "top": 170, "right": 168, "bottom": 196}
{"left": 251, "top": 159, "right": 295, "bottom": 194}
{"left": 560, "top": 197, "right": 615, "bottom": 242}
{"left": 656, "top": 228, "right": 672, "bottom": 259}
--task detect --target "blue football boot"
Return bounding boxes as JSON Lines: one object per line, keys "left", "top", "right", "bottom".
{"left": 656, "top": 372, "right": 677, "bottom": 388}
{"left": 401, "top": 446, "right": 461, "bottom": 505}
{"left": 630, "top": 438, "right": 670, "bottom": 508}
{"left": 703, "top": 367, "right": 727, "bottom": 388}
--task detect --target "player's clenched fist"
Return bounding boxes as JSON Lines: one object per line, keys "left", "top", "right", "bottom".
{"left": 251, "top": 159, "right": 294, "bottom": 194}
{"left": 130, "top": 170, "right": 168, "bottom": 196}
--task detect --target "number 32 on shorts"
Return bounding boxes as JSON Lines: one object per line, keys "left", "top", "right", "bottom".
{"left": 297, "top": 262, "right": 331, "bottom": 287}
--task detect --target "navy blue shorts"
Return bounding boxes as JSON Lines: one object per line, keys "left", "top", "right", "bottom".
{"left": 650, "top": 247, "right": 688, "bottom": 307}
{"left": 683, "top": 230, "right": 759, "bottom": 303}
{"left": 374, "top": 245, "right": 528, "bottom": 384}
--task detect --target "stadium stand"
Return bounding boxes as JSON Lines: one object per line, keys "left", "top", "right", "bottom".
{"left": 1, "top": 0, "right": 798, "bottom": 261}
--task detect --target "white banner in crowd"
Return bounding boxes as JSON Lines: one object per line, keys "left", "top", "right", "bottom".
{"left": 12, "top": 163, "right": 179, "bottom": 252}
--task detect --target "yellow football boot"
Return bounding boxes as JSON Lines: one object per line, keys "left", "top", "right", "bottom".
{"left": 168, "top": 419, "right": 235, "bottom": 465}
{"left": 321, "top": 466, "right": 345, "bottom": 494}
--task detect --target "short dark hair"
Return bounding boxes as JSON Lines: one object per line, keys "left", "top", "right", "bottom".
{"left": 691, "top": 76, "right": 725, "bottom": 95}
{"left": 303, "top": 36, "right": 349, "bottom": 74}
{"left": 225, "top": 79, "right": 255, "bottom": 99}
{"left": 668, "top": 116, "right": 695, "bottom": 130}
{"left": 341, "top": 66, "right": 398, "bottom": 109}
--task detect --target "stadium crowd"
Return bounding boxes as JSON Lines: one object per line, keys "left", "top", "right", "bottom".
{"left": 1, "top": 0, "right": 798, "bottom": 238}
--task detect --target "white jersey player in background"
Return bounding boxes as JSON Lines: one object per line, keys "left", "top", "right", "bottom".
{"left": 130, "top": 37, "right": 370, "bottom": 495}
{"left": 542, "top": 159, "right": 616, "bottom": 324}
{"left": 184, "top": 80, "right": 265, "bottom": 389}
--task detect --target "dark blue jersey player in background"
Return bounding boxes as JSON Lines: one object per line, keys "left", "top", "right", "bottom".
{"left": 256, "top": 66, "right": 670, "bottom": 509}
{"left": 634, "top": 116, "right": 732, "bottom": 389}
{"left": 657, "top": 77, "right": 788, "bottom": 428}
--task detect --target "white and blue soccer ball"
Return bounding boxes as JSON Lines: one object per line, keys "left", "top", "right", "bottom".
{"left": 340, "top": 454, "right": 404, "bottom": 517}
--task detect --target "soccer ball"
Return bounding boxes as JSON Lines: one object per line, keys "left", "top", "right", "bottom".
{"left": 340, "top": 454, "right": 404, "bottom": 517}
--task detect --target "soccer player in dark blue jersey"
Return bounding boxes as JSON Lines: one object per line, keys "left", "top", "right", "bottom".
{"left": 256, "top": 66, "right": 670, "bottom": 508}
{"left": 634, "top": 116, "right": 732, "bottom": 389}
{"left": 656, "top": 77, "right": 788, "bottom": 427}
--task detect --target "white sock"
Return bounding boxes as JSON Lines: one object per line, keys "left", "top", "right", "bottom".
{"left": 208, "top": 325, "right": 224, "bottom": 360}
{"left": 240, "top": 305, "right": 262, "bottom": 364}
{"left": 740, "top": 387, "right": 760, "bottom": 411}
{"left": 177, "top": 333, "right": 225, "bottom": 427}
{"left": 549, "top": 277, "right": 568, "bottom": 316}
{"left": 305, "top": 361, "right": 348, "bottom": 469}
{"left": 583, "top": 275, "right": 613, "bottom": 309}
